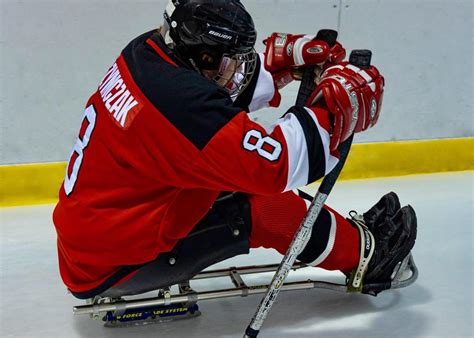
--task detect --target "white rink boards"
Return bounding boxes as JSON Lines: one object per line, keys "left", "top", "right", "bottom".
{"left": 1, "top": 172, "right": 472, "bottom": 337}
{"left": 2, "top": 0, "right": 472, "bottom": 164}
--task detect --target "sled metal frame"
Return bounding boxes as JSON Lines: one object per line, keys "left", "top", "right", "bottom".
{"left": 73, "top": 254, "right": 418, "bottom": 319}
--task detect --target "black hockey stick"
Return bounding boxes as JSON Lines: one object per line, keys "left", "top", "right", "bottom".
{"left": 244, "top": 32, "right": 372, "bottom": 336}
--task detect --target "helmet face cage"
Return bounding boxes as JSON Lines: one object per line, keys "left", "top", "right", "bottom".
{"left": 214, "top": 49, "right": 257, "bottom": 99}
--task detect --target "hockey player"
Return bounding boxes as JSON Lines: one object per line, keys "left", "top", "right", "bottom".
{"left": 53, "top": 0, "right": 417, "bottom": 300}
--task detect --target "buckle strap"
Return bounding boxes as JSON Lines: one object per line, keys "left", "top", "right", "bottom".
{"left": 347, "top": 213, "right": 375, "bottom": 293}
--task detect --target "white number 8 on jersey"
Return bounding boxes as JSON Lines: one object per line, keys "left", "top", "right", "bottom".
{"left": 64, "top": 105, "right": 97, "bottom": 195}
{"left": 243, "top": 130, "right": 282, "bottom": 162}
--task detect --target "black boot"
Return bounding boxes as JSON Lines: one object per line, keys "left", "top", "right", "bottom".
{"left": 362, "top": 192, "right": 400, "bottom": 230}
{"left": 347, "top": 197, "right": 417, "bottom": 296}
{"left": 364, "top": 206, "right": 417, "bottom": 292}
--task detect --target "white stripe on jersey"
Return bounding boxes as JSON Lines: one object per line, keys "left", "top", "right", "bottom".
{"left": 304, "top": 107, "right": 339, "bottom": 176}
{"left": 276, "top": 113, "right": 310, "bottom": 191}
{"left": 307, "top": 210, "right": 337, "bottom": 266}
{"left": 276, "top": 107, "right": 339, "bottom": 191}
{"left": 248, "top": 54, "right": 276, "bottom": 113}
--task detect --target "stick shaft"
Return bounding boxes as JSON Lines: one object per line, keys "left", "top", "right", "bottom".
{"left": 245, "top": 33, "right": 362, "bottom": 337}
{"left": 244, "top": 137, "right": 352, "bottom": 338}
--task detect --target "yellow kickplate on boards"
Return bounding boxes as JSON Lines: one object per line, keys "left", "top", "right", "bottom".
{"left": 1, "top": 138, "right": 472, "bottom": 207}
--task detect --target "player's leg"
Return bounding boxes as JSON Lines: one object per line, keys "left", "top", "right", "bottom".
{"left": 94, "top": 190, "right": 364, "bottom": 300}
{"left": 248, "top": 190, "right": 360, "bottom": 272}
{"left": 72, "top": 191, "right": 415, "bottom": 300}
{"left": 248, "top": 190, "right": 416, "bottom": 293}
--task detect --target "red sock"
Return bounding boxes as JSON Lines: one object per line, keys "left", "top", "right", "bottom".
{"left": 316, "top": 205, "right": 360, "bottom": 272}
{"left": 248, "top": 191, "right": 360, "bottom": 272}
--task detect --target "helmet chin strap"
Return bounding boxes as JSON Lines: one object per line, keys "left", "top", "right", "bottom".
{"left": 163, "top": 28, "right": 174, "bottom": 46}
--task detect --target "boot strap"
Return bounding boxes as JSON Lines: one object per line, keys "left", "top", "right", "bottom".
{"left": 347, "top": 216, "right": 375, "bottom": 293}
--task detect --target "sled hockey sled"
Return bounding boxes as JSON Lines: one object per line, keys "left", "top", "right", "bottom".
{"left": 73, "top": 254, "right": 418, "bottom": 327}
{"left": 72, "top": 191, "right": 419, "bottom": 327}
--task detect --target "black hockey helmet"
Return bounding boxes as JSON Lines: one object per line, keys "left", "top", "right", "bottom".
{"left": 164, "top": 0, "right": 256, "bottom": 69}
{"left": 163, "top": 0, "right": 257, "bottom": 97}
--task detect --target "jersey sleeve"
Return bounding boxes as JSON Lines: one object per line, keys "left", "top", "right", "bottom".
{"left": 144, "top": 102, "right": 339, "bottom": 195}
{"left": 197, "top": 105, "right": 339, "bottom": 193}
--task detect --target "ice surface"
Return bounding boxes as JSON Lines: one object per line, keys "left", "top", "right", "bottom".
{"left": 1, "top": 172, "right": 472, "bottom": 337}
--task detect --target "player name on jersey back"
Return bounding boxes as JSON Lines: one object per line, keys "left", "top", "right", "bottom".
{"left": 98, "top": 62, "right": 142, "bottom": 129}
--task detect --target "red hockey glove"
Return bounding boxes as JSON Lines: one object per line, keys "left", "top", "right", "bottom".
{"left": 326, "top": 42, "right": 346, "bottom": 65}
{"left": 313, "top": 42, "right": 346, "bottom": 85}
{"left": 264, "top": 33, "right": 346, "bottom": 89}
{"left": 307, "top": 62, "right": 385, "bottom": 151}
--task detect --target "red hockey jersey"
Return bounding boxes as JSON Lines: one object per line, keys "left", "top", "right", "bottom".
{"left": 53, "top": 31, "right": 338, "bottom": 292}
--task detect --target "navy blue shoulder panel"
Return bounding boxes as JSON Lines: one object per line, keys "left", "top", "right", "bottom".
{"left": 121, "top": 31, "right": 243, "bottom": 150}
